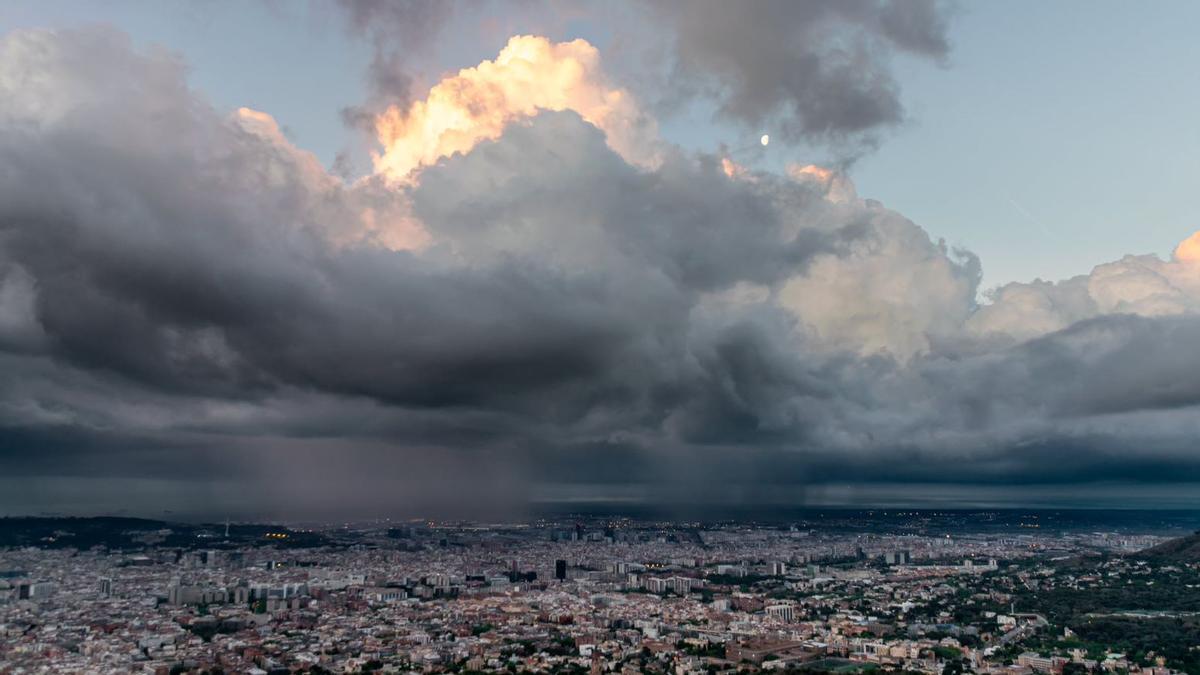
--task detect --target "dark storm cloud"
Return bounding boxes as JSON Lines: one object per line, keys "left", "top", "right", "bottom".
{"left": 1, "top": 24, "right": 1199, "bottom": 517}
{"left": 646, "top": 0, "right": 952, "bottom": 155}
{"left": 0, "top": 28, "right": 843, "bottom": 454}
{"left": 0, "top": 79, "right": 834, "bottom": 417}
{"left": 1018, "top": 314, "right": 1200, "bottom": 417}
{"left": 336, "top": 0, "right": 453, "bottom": 48}
{"left": 334, "top": 0, "right": 455, "bottom": 130}
{"left": 409, "top": 115, "right": 848, "bottom": 293}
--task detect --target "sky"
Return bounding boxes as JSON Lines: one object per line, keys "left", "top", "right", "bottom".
{"left": 1, "top": 0, "right": 1199, "bottom": 518}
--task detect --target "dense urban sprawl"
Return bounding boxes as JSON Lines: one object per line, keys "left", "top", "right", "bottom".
{"left": 1, "top": 516, "right": 1196, "bottom": 674}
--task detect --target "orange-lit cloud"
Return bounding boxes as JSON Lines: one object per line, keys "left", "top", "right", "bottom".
{"left": 786, "top": 163, "right": 856, "bottom": 203}
{"left": 372, "top": 35, "right": 658, "bottom": 182}
{"left": 1174, "top": 230, "right": 1200, "bottom": 264}
{"left": 720, "top": 157, "right": 747, "bottom": 179}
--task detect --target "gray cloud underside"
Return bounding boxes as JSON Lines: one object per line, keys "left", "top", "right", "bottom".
{"left": 0, "top": 26, "right": 1197, "bottom": 516}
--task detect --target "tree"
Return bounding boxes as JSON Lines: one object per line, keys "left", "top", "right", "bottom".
{"left": 941, "top": 658, "right": 966, "bottom": 675}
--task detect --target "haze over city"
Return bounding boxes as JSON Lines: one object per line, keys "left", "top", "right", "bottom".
{"left": 2, "top": 0, "right": 1200, "bottom": 518}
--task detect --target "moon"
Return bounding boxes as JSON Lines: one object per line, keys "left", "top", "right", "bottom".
{"left": 760, "top": 134, "right": 770, "bottom": 147}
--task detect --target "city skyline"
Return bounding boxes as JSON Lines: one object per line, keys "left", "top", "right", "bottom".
{"left": 2, "top": 1, "right": 1200, "bottom": 517}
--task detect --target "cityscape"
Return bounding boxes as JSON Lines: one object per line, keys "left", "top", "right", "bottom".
{"left": 2, "top": 511, "right": 1199, "bottom": 674}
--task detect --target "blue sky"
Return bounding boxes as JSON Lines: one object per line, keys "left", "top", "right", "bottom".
{"left": 4, "top": 1, "right": 1196, "bottom": 290}
{"left": 852, "top": 0, "right": 1200, "bottom": 289}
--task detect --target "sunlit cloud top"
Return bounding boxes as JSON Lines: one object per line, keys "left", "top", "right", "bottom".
{"left": 372, "top": 35, "right": 659, "bottom": 182}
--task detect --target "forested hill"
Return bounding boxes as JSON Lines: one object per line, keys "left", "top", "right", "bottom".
{"left": 1132, "top": 530, "right": 1200, "bottom": 562}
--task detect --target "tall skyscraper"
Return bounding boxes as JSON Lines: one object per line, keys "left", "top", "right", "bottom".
{"left": 555, "top": 559, "right": 567, "bottom": 580}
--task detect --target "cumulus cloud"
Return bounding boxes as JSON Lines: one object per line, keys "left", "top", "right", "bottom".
{"left": 1, "top": 25, "right": 1199, "bottom": 516}
{"left": 778, "top": 203, "right": 980, "bottom": 359}
{"left": 372, "top": 35, "right": 660, "bottom": 181}
{"left": 969, "top": 249, "right": 1200, "bottom": 343}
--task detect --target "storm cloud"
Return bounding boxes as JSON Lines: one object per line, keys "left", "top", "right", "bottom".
{"left": 645, "top": 0, "right": 952, "bottom": 156}
{"left": 335, "top": 0, "right": 455, "bottom": 131}
{"left": 0, "top": 25, "right": 1198, "bottom": 517}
